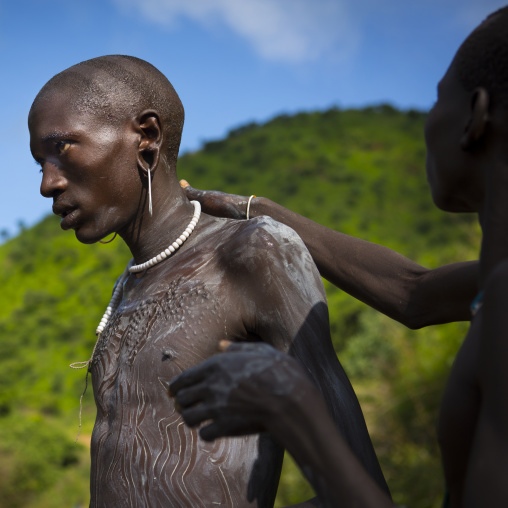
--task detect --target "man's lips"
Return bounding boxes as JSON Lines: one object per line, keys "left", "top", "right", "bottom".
{"left": 52, "top": 204, "right": 79, "bottom": 230}
{"left": 60, "top": 209, "right": 79, "bottom": 230}
{"left": 53, "top": 202, "right": 74, "bottom": 217}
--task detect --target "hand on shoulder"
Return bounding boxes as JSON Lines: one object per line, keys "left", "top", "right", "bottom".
{"left": 180, "top": 180, "right": 250, "bottom": 220}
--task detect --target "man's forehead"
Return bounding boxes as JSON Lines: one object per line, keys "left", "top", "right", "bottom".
{"left": 29, "top": 94, "right": 112, "bottom": 138}
{"left": 30, "top": 90, "right": 76, "bottom": 124}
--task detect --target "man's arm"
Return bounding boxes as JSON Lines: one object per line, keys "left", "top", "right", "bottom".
{"left": 170, "top": 343, "right": 394, "bottom": 508}
{"left": 218, "top": 217, "right": 390, "bottom": 496}
{"left": 181, "top": 183, "right": 478, "bottom": 329}
{"left": 463, "top": 260, "right": 508, "bottom": 507}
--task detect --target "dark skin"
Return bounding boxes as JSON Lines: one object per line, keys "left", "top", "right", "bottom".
{"left": 179, "top": 186, "right": 478, "bottom": 329}
{"left": 171, "top": 342, "right": 392, "bottom": 508}
{"left": 29, "top": 61, "right": 388, "bottom": 507}
{"left": 171, "top": 20, "right": 508, "bottom": 507}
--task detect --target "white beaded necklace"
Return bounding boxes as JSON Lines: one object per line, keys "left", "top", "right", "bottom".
{"left": 69, "top": 200, "right": 201, "bottom": 440}
{"left": 96, "top": 200, "right": 201, "bottom": 336}
{"left": 70, "top": 200, "right": 202, "bottom": 367}
{"left": 97, "top": 199, "right": 201, "bottom": 334}
{"left": 129, "top": 200, "right": 201, "bottom": 274}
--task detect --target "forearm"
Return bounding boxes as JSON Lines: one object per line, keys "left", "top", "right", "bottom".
{"left": 249, "top": 197, "right": 477, "bottom": 328}
{"left": 269, "top": 385, "right": 393, "bottom": 508}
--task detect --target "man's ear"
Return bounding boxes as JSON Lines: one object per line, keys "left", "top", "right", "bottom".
{"left": 136, "top": 110, "right": 162, "bottom": 175}
{"left": 460, "top": 87, "right": 490, "bottom": 150}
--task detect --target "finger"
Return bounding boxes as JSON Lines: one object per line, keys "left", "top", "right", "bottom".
{"left": 199, "top": 421, "right": 224, "bottom": 442}
{"left": 218, "top": 339, "right": 232, "bottom": 352}
{"left": 224, "top": 341, "right": 275, "bottom": 355}
{"left": 175, "top": 383, "right": 209, "bottom": 408}
{"left": 179, "top": 179, "right": 203, "bottom": 201}
{"left": 180, "top": 404, "right": 219, "bottom": 428}
{"left": 199, "top": 418, "right": 262, "bottom": 441}
{"left": 170, "top": 361, "right": 214, "bottom": 395}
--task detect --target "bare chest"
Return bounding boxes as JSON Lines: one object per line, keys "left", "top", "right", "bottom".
{"left": 90, "top": 269, "right": 242, "bottom": 415}
{"left": 84, "top": 221, "right": 294, "bottom": 506}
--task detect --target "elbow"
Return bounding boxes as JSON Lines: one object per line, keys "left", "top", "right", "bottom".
{"left": 376, "top": 289, "right": 428, "bottom": 329}
{"left": 397, "top": 301, "right": 467, "bottom": 330}
{"left": 396, "top": 299, "right": 438, "bottom": 329}
{"left": 396, "top": 272, "right": 438, "bottom": 329}
{"left": 401, "top": 314, "right": 428, "bottom": 330}
{"left": 391, "top": 296, "right": 433, "bottom": 330}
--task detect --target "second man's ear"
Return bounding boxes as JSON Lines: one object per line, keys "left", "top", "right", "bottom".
{"left": 460, "top": 87, "right": 490, "bottom": 150}
{"left": 137, "top": 110, "right": 162, "bottom": 174}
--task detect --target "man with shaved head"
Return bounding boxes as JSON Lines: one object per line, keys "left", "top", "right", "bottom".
{"left": 29, "top": 56, "right": 389, "bottom": 507}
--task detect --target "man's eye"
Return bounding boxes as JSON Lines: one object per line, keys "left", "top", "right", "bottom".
{"left": 56, "top": 141, "right": 71, "bottom": 155}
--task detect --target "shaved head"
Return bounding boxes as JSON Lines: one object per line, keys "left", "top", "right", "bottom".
{"left": 30, "top": 55, "right": 184, "bottom": 161}
{"left": 454, "top": 6, "right": 508, "bottom": 107}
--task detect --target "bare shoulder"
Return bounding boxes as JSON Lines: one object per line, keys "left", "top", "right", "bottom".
{"left": 217, "top": 215, "right": 317, "bottom": 276}
{"left": 216, "top": 216, "right": 326, "bottom": 328}
{"left": 211, "top": 216, "right": 328, "bottom": 350}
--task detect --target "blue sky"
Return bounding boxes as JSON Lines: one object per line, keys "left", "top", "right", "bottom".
{"left": 1, "top": 0, "right": 505, "bottom": 238}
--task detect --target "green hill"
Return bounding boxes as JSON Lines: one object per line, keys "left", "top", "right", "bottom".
{"left": 0, "top": 105, "right": 479, "bottom": 508}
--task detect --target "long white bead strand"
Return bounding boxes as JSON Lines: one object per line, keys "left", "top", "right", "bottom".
{"left": 71, "top": 261, "right": 131, "bottom": 373}
{"left": 95, "top": 264, "right": 131, "bottom": 336}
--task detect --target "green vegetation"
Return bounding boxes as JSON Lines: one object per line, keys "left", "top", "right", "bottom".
{"left": 0, "top": 105, "right": 479, "bottom": 507}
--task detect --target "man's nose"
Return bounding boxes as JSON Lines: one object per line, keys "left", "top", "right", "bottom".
{"left": 40, "top": 162, "right": 67, "bottom": 198}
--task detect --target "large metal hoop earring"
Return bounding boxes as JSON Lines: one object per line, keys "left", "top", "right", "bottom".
{"left": 99, "top": 233, "right": 117, "bottom": 244}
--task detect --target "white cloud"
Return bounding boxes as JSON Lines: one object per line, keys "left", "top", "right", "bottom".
{"left": 113, "top": 0, "right": 360, "bottom": 64}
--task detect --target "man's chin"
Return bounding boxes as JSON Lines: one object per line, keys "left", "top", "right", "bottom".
{"left": 74, "top": 227, "right": 104, "bottom": 245}
{"left": 432, "top": 192, "right": 477, "bottom": 214}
